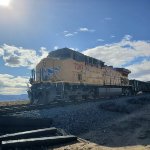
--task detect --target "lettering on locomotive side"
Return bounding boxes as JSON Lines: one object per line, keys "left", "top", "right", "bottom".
{"left": 36, "top": 66, "right": 61, "bottom": 81}
{"left": 74, "top": 63, "right": 83, "bottom": 70}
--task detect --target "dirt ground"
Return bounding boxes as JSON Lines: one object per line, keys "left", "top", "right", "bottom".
{"left": 54, "top": 142, "right": 150, "bottom": 150}
{"left": 0, "top": 100, "right": 29, "bottom": 106}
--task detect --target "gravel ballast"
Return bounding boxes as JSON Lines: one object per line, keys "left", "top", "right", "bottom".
{"left": 11, "top": 94, "right": 150, "bottom": 147}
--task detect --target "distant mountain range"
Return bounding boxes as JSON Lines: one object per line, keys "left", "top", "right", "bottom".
{"left": 0, "top": 94, "right": 29, "bottom": 101}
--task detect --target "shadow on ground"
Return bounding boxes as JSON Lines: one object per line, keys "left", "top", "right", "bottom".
{"left": 79, "top": 96, "right": 150, "bottom": 147}
{"left": 0, "top": 116, "right": 53, "bottom": 135}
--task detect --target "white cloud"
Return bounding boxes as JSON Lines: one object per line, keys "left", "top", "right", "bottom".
{"left": 79, "top": 28, "right": 89, "bottom": 32}
{"left": 63, "top": 27, "right": 95, "bottom": 37}
{"left": 123, "top": 34, "right": 132, "bottom": 40}
{"left": 0, "top": 74, "right": 29, "bottom": 95}
{"left": 0, "top": 44, "right": 49, "bottom": 69}
{"left": 63, "top": 30, "right": 68, "bottom": 33}
{"left": 63, "top": 30, "right": 78, "bottom": 37}
{"left": 0, "top": 87, "right": 27, "bottom": 95}
{"left": 0, "top": 48, "right": 4, "bottom": 56}
{"left": 54, "top": 46, "right": 59, "bottom": 50}
{"left": 97, "top": 39, "right": 104, "bottom": 42}
{"left": 111, "top": 35, "right": 116, "bottom": 38}
{"left": 127, "top": 60, "right": 150, "bottom": 81}
{"left": 65, "top": 33, "right": 74, "bottom": 37}
{"left": 39, "top": 47, "right": 49, "bottom": 58}
{"left": 74, "top": 32, "right": 78, "bottom": 34}
{"left": 64, "top": 31, "right": 78, "bottom": 37}
{"left": 83, "top": 35, "right": 150, "bottom": 81}
{"left": 79, "top": 27, "right": 95, "bottom": 32}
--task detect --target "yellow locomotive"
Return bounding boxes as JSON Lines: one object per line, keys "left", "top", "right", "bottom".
{"left": 28, "top": 48, "right": 131, "bottom": 104}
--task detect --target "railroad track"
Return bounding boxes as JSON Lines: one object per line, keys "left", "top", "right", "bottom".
{"left": 0, "top": 100, "right": 75, "bottom": 116}
{"left": 0, "top": 93, "right": 149, "bottom": 116}
{"left": 0, "top": 96, "right": 117, "bottom": 116}
{"left": 0, "top": 103, "right": 58, "bottom": 116}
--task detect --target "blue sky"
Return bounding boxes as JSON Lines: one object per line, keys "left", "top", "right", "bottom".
{"left": 0, "top": 0, "right": 150, "bottom": 95}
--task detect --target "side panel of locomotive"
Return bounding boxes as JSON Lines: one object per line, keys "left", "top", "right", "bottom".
{"left": 35, "top": 57, "right": 128, "bottom": 86}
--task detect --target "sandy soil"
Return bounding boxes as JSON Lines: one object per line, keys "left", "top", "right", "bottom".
{"left": 54, "top": 142, "right": 150, "bottom": 150}
{"left": 53, "top": 139, "right": 150, "bottom": 150}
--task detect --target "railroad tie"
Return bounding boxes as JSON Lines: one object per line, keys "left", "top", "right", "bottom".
{"left": 1, "top": 135, "right": 77, "bottom": 149}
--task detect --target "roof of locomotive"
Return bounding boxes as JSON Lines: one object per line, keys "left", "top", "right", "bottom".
{"left": 48, "top": 48, "right": 105, "bottom": 67}
{"left": 47, "top": 48, "right": 131, "bottom": 74}
{"left": 115, "top": 68, "right": 131, "bottom": 75}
